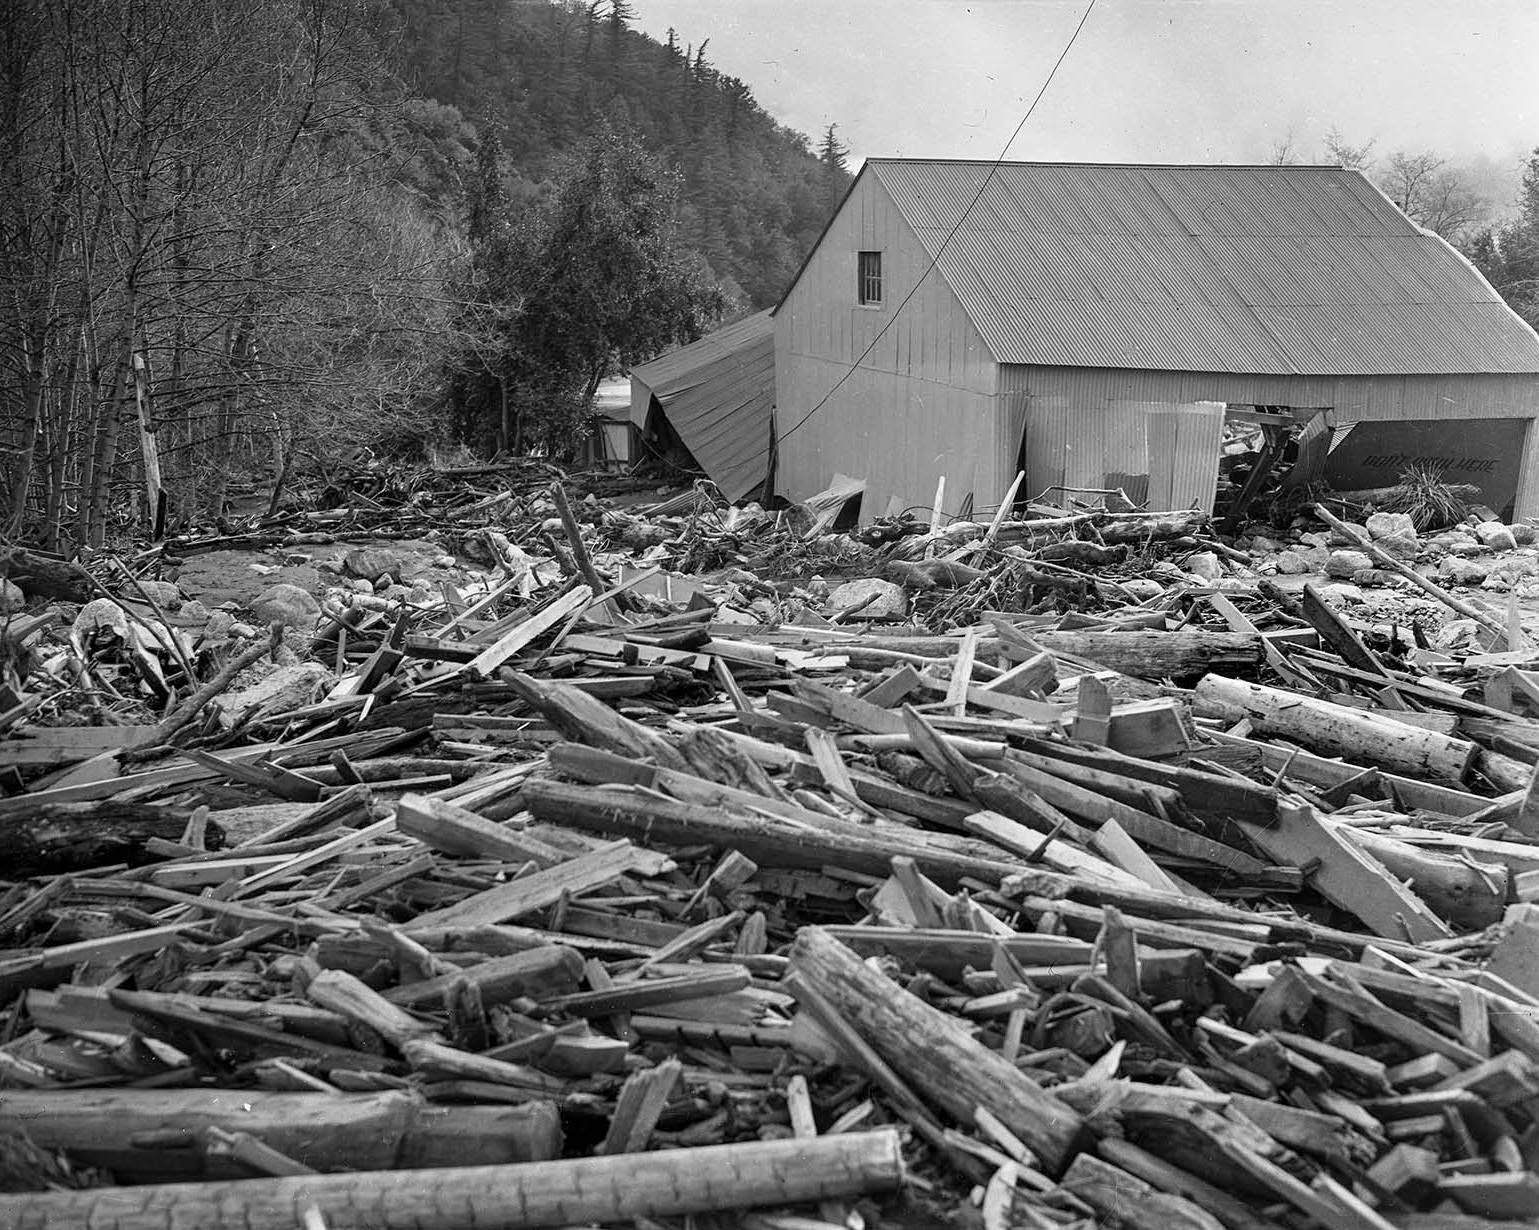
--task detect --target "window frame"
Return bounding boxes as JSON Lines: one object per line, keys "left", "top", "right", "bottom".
{"left": 857, "top": 250, "right": 883, "bottom": 307}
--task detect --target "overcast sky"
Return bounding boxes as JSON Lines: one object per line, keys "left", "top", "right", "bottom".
{"left": 631, "top": 0, "right": 1536, "bottom": 174}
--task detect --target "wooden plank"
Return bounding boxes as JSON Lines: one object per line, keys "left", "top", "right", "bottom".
{"left": 1234, "top": 802, "right": 1450, "bottom": 943}
{"left": 409, "top": 841, "right": 667, "bottom": 928}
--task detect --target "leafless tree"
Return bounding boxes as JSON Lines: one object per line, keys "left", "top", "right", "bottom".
{"left": 0, "top": 0, "right": 472, "bottom": 547}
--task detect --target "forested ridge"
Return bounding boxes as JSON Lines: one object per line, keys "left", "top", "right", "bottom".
{"left": 0, "top": 0, "right": 848, "bottom": 547}
{"left": 385, "top": 0, "right": 846, "bottom": 308}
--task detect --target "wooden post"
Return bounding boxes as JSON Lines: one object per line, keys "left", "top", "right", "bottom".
{"left": 0, "top": 1131, "right": 904, "bottom": 1230}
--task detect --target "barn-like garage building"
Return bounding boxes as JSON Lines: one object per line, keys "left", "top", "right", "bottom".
{"left": 773, "top": 160, "right": 1539, "bottom": 520}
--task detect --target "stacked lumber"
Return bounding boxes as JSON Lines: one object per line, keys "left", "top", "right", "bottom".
{"left": 8, "top": 478, "right": 1539, "bottom": 1226}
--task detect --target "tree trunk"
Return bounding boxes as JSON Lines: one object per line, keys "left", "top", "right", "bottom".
{"left": 0, "top": 1131, "right": 904, "bottom": 1230}
{"left": 789, "top": 926, "right": 1088, "bottom": 1174}
{"left": 0, "top": 1089, "right": 560, "bottom": 1183}
{"left": 1192, "top": 674, "right": 1477, "bottom": 784}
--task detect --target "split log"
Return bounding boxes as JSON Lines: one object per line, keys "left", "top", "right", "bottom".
{"left": 0, "top": 803, "right": 220, "bottom": 877}
{"left": 0, "top": 1130, "right": 904, "bottom": 1230}
{"left": 0, "top": 1089, "right": 559, "bottom": 1182}
{"left": 0, "top": 546, "right": 92, "bottom": 601}
{"left": 1192, "top": 675, "right": 1477, "bottom": 784}
{"left": 851, "top": 630, "right": 1261, "bottom": 680}
{"left": 789, "top": 926, "right": 1088, "bottom": 1174}
{"left": 523, "top": 778, "right": 1021, "bottom": 888}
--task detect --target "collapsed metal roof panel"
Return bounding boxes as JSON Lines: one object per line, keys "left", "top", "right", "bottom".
{"left": 629, "top": 310, "right": 774, "bottom": 502}
{"left": 867, "top": 160, "right": 1539, "bottom": 375}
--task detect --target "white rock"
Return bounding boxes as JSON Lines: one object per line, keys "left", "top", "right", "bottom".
{"left": 1119, "top": 579, "right": 1166, "bottom": 600}
{"left": 178, "top": 599, "right": 211, "bottom": 623}
{"left": 1184, "top": 551, "right": 1223, "bottom": 581}
{"left": 1273, "top": 550, "right": 1309, "bottom": 575}
{"left": 1298, "top": 532, "right": 1330, "bottom": 549}
{"left": 826, "top": 578, "right": 908, "bottom": 620}
{"left": 1366, "top": 512, "right": 1418, "bottom": 542}
{"left": 1248, "top": 536, "right": 1280, "bottom": 554}
{"left": 1316, "top": 582, "right": 1364, "bottom": 605}
{"left": 1326, "top": 550, "right": 1373, "bottom": 579}
{"left": 1475, "top": 521, "right": 1518, "bottom": 551}
{"left": 73, "top": 597, "right": 131, "bottom": 640}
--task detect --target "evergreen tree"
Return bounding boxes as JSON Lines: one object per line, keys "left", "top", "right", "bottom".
{"left": 819, "top": 123, "right": 849, "bottom": 175}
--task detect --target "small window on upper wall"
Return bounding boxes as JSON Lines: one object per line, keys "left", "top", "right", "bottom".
{"left": 857, "top": 251, "right": 883, "bottom": 305}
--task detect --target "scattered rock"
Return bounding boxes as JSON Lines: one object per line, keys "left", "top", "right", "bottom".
{"left": 178, "top": 599, "right": 211, "bottom": 624}
{"left": 1366, "top": 512, "right": 1418, "bottom": 542}
{"left": 1273, "top": 550, "right": 1309, "bottom": 575}
{"left": 0, "top": 578, "right": 23, "bottom": 614}
{"left": 1325, "top": 550, "right": 1373, "bottom": 579}
{"left": 1248, "top": 536, "right": 1280, "bottom": 554}
{"left": 213, "top": 661, "right": 336, "bottom": 728}
{"left": 1297, "top": 532, "right": 1330, "bottom": 549}
{"left": 133, "top": 579, "right": 182, "bottom": 608}
{"left": 1351, "top": 569, "right": 1399, "bottom": 587}
{"left": 1439, "top": 557, "right": 1491, "bottom": 586}
{"left": 1184, "top": 551, "right": 1223, "bottom": 582}
{"left": 827, "top": 578, "right": 908, "bottom": 620}
{"left": 1474, "top": 522, "right": 1518, "bottom": 551}
{"left": 72, "top": 597, "right": 130, "bottom": 640}
{"left": 1120, "top": 579, "right": 1166, "bottom": 600}
{"left": 343, "top": 547, "right": 404, "bottom": 584}
{"left": 249, "top": 583, "right": 322, "bottom": 628}
{"left": 1316, "top": 582, "right": 1364, "bottom": 605}
{"left": 1511, "top": 523, "right": 1536, "bottom": 546}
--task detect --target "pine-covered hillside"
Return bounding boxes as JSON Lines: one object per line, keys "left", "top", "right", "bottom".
{"left": 386, "top": 0, "right": 849, "bottom": 307}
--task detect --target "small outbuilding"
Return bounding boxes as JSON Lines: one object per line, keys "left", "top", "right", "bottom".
{"left": 773, "top": 160, "right": 1539, "bottom": 520}
{"left": 630, "top": 310, "right": 775, "bottom": 502}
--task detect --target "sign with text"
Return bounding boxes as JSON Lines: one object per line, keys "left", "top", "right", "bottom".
{"left": 1325, "top": 417, "right": 1527, "bottom": 518}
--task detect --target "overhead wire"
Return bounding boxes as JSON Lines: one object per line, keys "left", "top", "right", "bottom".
{"left": 777, "top": 0, "right": 1100, "bottom": 445}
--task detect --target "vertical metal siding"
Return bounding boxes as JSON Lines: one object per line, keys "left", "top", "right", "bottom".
{"left": 776, "top": 171, "right": 1003, "bottom": 518}
{"left": 1146, "top": 403, "right": 1224, "bottom": 513}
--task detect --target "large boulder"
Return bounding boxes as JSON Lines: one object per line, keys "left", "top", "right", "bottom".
{"left": 249, "top": 582, "right": 321, "bottom": 628}
{"left": 1184, "top": 551, "right": 1223, "bottom": 582}
{"left": 1366, "top": 512, "right": 1418, "bottom": 542}
{"left": 133, "top": 579, "right": 182, "bottom": 609}
{"left": 72, "top": 597, "right": 131, "bottom": 640}
{"left": 1325, "top": 550, "right": 1373, "bottom": 579}
{"left": 343, "top": 547, "right": 404, "bottom": 584}
{"left": 826, "top": 578, "right": 908, "bottom": 620}
{"left": 1474, "top": 521, "right": 1518, "bottom": 552}
{"left": 1439, "top": 557, "right": 1492, "bottom": 587}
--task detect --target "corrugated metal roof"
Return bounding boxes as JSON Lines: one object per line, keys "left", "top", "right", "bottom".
{"left": 867, "top": 160, "right": 1539, "bottom": 376}
{"left": 630, "top": 310, "right": 774, "bottom": 502}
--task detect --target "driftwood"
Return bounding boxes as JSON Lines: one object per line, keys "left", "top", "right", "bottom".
{"left": 0, "top": 1131, "right": 905, "bottom": 1230}
{"left": 0, "top": 547, "right": 92, "bottom": 601}
{"left": 788, "top": 926, "right": 1088, "bottom": 1174}
{"left": 0, "top": 1089, "right": 559, "bottom": 1181}
{"left": 1193, "top": 674, "right": 1477, "bottom": 784}
{"left": 0, "top": 803, "right": 219, "bottom": 877}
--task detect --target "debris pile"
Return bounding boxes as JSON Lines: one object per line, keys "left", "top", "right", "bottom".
{"left": 6, "top": 472, "right": 1539, "bottom": 1227}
